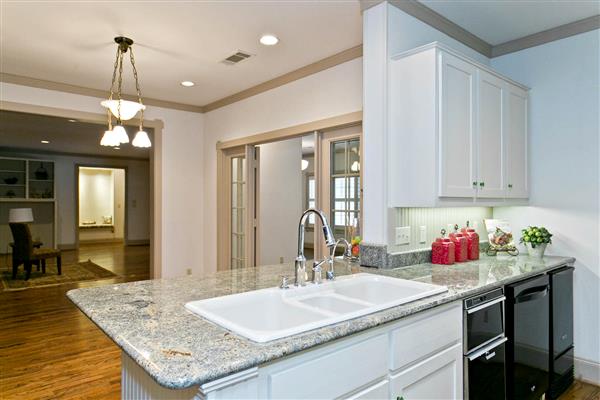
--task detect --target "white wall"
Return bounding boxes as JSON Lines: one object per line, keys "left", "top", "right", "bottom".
{"left": 114, "top": 168, "right": 125, "bottom": 238}
{"left": 0, "top": 82, "right": 204, "bottom": 278}
{"left": 362, "top": 2, "right": 491, "bottom": 246}
{"left": 203, "top": 58, "right": 363, "bottom": 272}
{"left": 491, "top": 30, "right": 600, "bottom": 375}
{"left": 258, "top": 138, "right": 303, "bottom": 265}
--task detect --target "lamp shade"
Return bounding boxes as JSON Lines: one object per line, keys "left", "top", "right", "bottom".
{"left": 9, "top": 208, "right": 33, "bottom": 223}
{"left": 101, "top": 99, "right": 145, "bottom": 121}
{"left": 132, "top": 130, "right": 152, "bottom": 148}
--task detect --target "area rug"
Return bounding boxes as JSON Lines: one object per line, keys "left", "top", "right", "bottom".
{"left": 0, "top": 260, "right": 117, "bottom": 291}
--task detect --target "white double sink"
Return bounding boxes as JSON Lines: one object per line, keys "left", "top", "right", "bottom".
{"left": 185, "top": 273, "right": 447, "bottom": 343}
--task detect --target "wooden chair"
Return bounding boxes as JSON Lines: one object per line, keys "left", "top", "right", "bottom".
{"left": 9, "top": 223, "right": 61, "bottom": 280}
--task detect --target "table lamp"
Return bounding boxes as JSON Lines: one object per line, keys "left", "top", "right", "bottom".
{"left": 8, "top": 208, "right": 34, "bottom": 223}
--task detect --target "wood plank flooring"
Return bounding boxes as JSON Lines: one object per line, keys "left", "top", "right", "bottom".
{"left": 0, "top": 243, "right": 598, "bottom": 399}
{"left": 0, "top": 244, "right": 149, "bottom": 399}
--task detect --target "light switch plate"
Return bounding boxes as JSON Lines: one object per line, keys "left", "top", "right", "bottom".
{"left": 395, "top": 226, "right": 411, "bottom": 245}
{"left": 419, "top": 226, "right": 427, "bottom": 243}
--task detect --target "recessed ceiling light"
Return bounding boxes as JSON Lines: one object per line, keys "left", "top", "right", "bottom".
{"left": 260, "top": 34, "right": 279, "bottom": 46}
{"left": 41, "top": 140, "right": 50, "bottom": 144}
{"left": 180, "top": 81, "right": 195, "bottom": 87}
{"left": 68, "top": 119, "right": 77, "bottom": 123}
{"left": 114, "top": 147, "right": 120, "bottom": 150}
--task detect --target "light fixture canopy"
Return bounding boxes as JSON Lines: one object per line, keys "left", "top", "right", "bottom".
{"left": 260, "top": 34, "right": 279, "bottom": 46}
{"left": 132, "top": 130, "right": 152, "bottom": 148}
{"left": 100, "top": 36, "right": 151, "bottom": 148}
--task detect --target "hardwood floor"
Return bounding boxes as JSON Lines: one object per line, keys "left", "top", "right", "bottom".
{"left": 0, "top": 243, "right": 149, "bottom": 399}
{"left": 0, "top": 243, "right": 598, "bottom": 399}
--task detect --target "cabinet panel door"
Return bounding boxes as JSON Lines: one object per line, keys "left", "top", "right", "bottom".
{"left": 477, "top": 70, "right": 506, "bottom": 198}
{"left": 390, "top": 343, "right": 463, "bottom": 400}
{"left": 345, "top": 380, "right": 390, "bottom": 400}
{"left": 506, "top": 84, "right": 529, "bottom": 198}
{"left": 438, "top": 52, "right": 477, "bottom": 198}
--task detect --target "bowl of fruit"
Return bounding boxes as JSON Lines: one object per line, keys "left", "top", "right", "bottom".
{"left": 350, "top": 236, "right": 361, "bottom": 260}
{"left": 520, "top": 226, "right": 552, "bottom": 258}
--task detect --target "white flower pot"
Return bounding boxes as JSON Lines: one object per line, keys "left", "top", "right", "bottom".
{"left": 526, "top": 242, "right": 547, "bottom": 258}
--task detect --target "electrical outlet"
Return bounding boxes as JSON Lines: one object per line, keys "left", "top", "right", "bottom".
{"left": 186, "top": 268, "right": 192, "bottom": 276}
{"left": 395, "top": 226, "right": 411, "bottom": 245}
{"left": 419, "top": 226, "right": 427, "bottom": 243}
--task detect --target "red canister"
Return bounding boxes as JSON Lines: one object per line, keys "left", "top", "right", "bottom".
{"left": 449, "top": 225, "right": 468, "bottom": 262}
{"left": 461, "top": 221, "right": 480, "bottom": 260}
{"left": 431, "top": 229, "right": 455, "bottom": 265}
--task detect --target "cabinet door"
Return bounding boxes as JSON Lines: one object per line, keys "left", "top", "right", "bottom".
{"left": 438, "top": 51, "right": 477, "bottom": 198}
{"left": 390, "top": 343, "right": 463, "bottom": 400}
{"left": 477, "top": 70, "right": 506, "bottom": 198}
{"left": 505, "top": 84, "right": 529, "bottom": 198}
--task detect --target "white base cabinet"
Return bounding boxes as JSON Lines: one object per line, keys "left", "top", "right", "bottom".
{"left": 388, "top": 42, "right": 529, "bottom": 207}
{"left": 122, "top": 302, "right": 463, "bottom": 400}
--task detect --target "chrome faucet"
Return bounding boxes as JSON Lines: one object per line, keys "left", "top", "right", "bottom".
{"left": 294, "top": 208, "right": 336, "bottom": 286}
{"left": 327, "top": 238, "right": 352, "bottom": 280}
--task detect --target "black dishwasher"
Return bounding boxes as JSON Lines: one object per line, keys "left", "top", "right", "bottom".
{"left": 506, "top": 274, "right": 550, "bottom": 400}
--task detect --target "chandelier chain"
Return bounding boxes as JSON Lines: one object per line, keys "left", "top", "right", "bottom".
{"left": 116, "top": 49, "right": 124, "bottom": 122}
{"left": 129, "top": 47, "right": 145, "bottom": 130}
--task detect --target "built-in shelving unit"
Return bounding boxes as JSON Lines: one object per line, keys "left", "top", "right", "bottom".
{"left": 0, "top": 157, "right": 55, "bottom": 200}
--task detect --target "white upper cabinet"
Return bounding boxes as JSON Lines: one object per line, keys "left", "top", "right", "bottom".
{"left": 388, "top": 43, "right": 529, "bottom": 207}
{"left": 439, "top": 51, "right": 477, "bottom": 198}
{"left": 506, "top": 84, "right": 529, "bottom": 198}
{"left": 477, "top": 70, "right": 507, "bottom": 198}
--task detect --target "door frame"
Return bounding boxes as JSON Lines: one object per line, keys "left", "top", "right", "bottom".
{"left": 0, "top": 100, "right": 163, "bottom": 278}
{"left": 75, "top": 165, "right": 128, "bottom": 248}
{"left": 319, "top": 127, "right": 363, "bottom": 258}
{"left": 216, "top": 111, "right": 362, "bottom": 270}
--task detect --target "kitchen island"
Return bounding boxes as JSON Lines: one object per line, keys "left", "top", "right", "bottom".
{"left": 67, "top": 255, "right": 574, "bottom": 399}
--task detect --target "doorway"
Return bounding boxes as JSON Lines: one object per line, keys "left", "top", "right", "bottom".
{"left": 217, "top": 118, "right": 362, "bottom": 270}
{"left": 77, "top": 166, "right": 126, "bottom": 245}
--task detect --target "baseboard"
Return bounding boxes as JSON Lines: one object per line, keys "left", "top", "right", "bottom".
{"left": 79, "top": 239, "right": 124, "bottom": 245}
{"left": 126, "top": 239, "right": 150, "bottom": 246}
{"left": 575, "top": 356, "right": 600, "bottom": 385}
{"left": 58, "top": 243, "right": 77, "bottom": 250}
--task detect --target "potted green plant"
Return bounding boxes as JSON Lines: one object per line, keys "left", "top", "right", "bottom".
{"left": 520, "top": 226, "right": 552, "bottom": 258}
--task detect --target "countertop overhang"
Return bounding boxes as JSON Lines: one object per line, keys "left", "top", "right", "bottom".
{"left": 67, "top": 254, "right": 575, "bottom": 390}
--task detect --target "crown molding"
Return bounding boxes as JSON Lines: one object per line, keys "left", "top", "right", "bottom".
{"left": 492, "top": 15, "right": 600, "bottom": 57}
{"left": 203, "top": 45, "right": 363, "bottom": 112}
{"left": 387, "top": 0, "right": 493, "bottom": 57}
{"left": 0, "top": 73, "right": 205, "bottom": 114}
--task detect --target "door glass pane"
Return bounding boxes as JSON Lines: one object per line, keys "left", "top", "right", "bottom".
{"left": 231, "top": 156, "right": 246, "bottom": 268}
{"left": 330, "top": 139, "right": 361, "bottom": 251}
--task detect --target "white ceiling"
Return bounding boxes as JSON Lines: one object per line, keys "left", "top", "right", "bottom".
{"left": 0, "top": 111, "right": 151, "bottom": 159}
{"left": 421, "top": 0, "right": 600, "bottom": 45}
{"left": 0, "top": 1, "right": 362, "bottom": 107}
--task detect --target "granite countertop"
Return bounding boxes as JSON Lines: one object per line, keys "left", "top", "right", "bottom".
{"left": 67, "top": 254, "right": 575, "bottom": 390}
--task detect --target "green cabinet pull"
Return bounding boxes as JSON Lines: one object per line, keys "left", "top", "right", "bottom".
{"left": 479, "top": 182, "right": 485, "bottom": 187}
{"left": 396, "top": 396, "right": 405, "bottom": 400}
{"left": 472, "top": 181, "right": 477, "bottom": 187}
{"left": 508, "top": 183, "right": 513, "bottom": 188}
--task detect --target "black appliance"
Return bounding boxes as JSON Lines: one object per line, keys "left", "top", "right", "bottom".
{"left": 548, "top": 267, "right": 574, "bottom": 399}
{"left": 506, "top": 274, "right": 550, "bottom": 400}
{"left": 464, "top": 288, "right": 507, "bottom": 400}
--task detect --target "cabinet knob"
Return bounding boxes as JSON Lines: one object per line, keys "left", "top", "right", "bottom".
{"left": 472, "top": 181, "right": 477, "bottom": 187}
{"left": 397, "top": 397, "right": 404, "bottom": 400}
{"left": 508, "top": 184, "right": 513, "bottom": 189}
{"left": 479, "top": 182, "right": 485, "bottom": 187}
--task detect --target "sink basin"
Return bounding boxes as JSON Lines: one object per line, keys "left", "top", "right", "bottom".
{"left": 185, "top": 273, "right": 447, "bottom": 342}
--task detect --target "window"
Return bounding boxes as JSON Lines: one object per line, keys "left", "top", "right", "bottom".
{"left": 330, "top": 139, "right": 361, "bottom": 241}
{"left": 231, "top": 156, "right": 246, "bottom": 269}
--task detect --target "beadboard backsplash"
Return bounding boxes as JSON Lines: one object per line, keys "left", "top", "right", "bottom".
{"left": 389, "top": 207, "right": 493, "bottom": 253}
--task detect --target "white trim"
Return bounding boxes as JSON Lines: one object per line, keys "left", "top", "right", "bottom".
{"left": 198, "top": 367, "right": 259, "bottom": 395}
{"left": 575, "top": 356, "right": 600, "bottom": 386}
{"left": 391, "top": 42, "right": 530, "bottom": 91}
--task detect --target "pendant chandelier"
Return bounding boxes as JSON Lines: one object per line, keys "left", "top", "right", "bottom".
{"left": 101, "top": 36, "right": 151, "bottom": 148}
